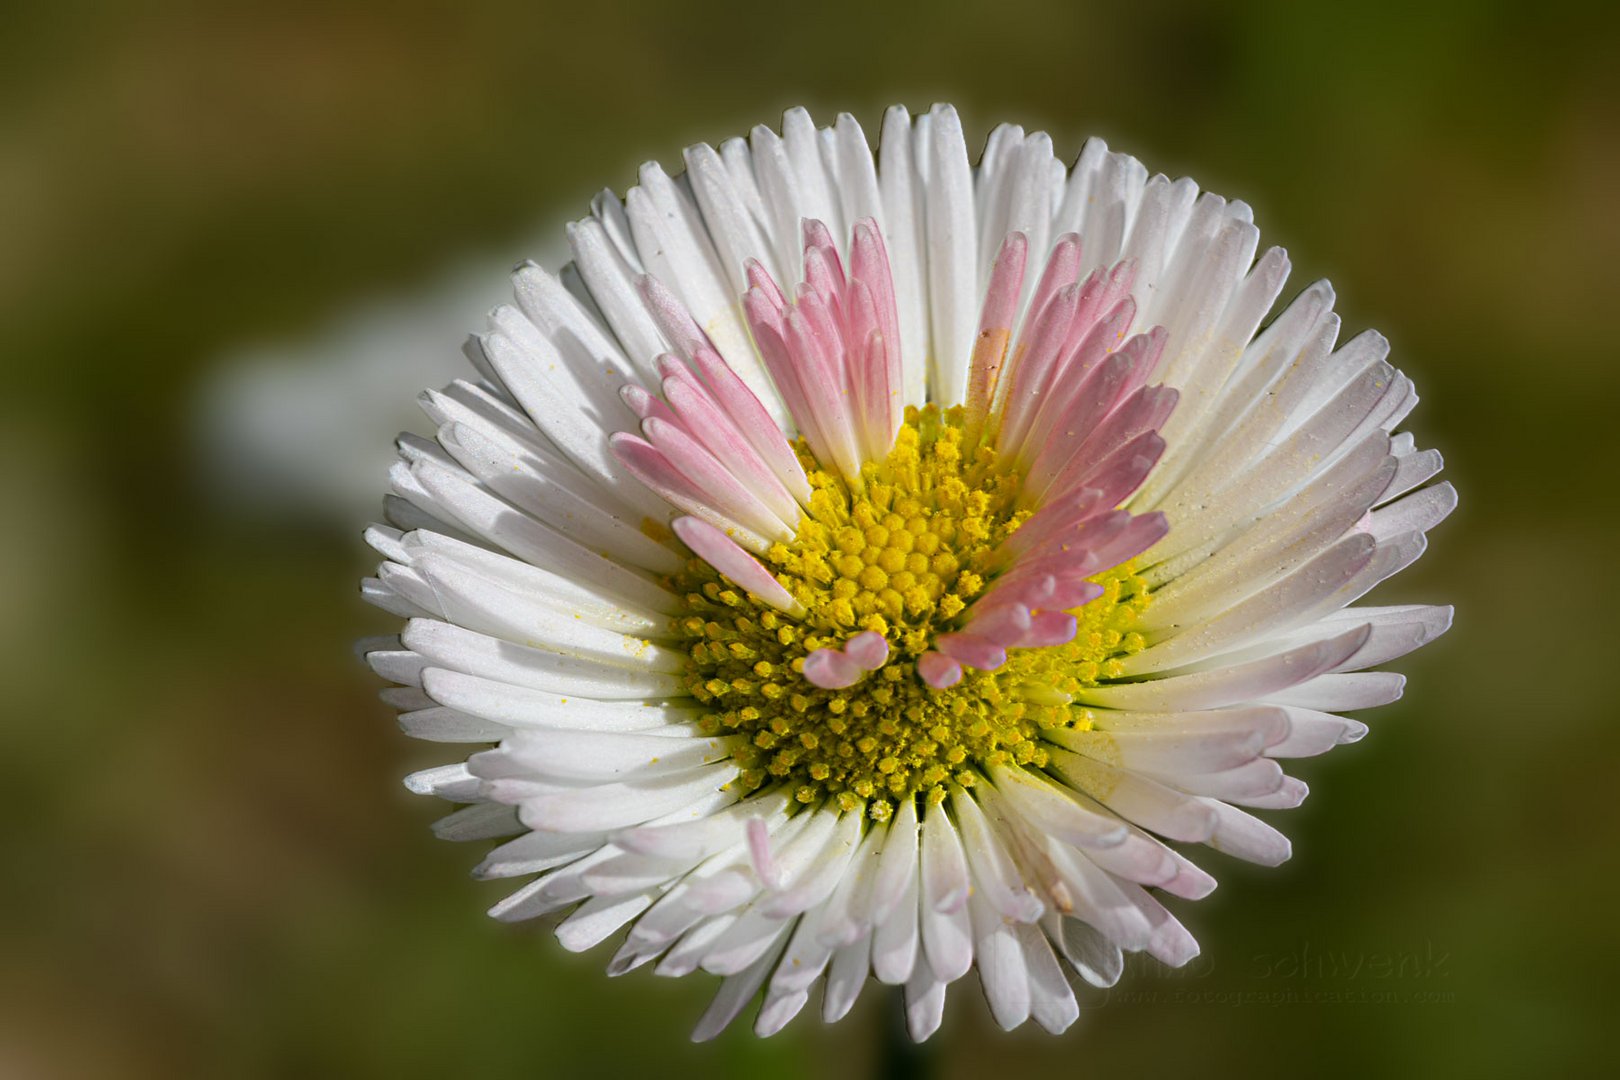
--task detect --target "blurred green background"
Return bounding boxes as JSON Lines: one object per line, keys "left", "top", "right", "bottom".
{"left": 5, "top": 0, "right": 1618, "bottom": 1076}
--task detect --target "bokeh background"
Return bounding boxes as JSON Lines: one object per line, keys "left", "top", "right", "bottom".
{"left": 6, "top": 1, "right": 1618, "bottom": 1076}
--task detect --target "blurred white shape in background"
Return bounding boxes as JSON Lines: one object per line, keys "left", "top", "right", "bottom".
{"left": 195, "top": 229, "right": 567, "bottom": 527}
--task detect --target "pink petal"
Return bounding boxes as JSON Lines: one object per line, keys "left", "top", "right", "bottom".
{"left": 843, "top": 630, "right": 890, "bottom": 670}
{"left": 689, "top": 345, "right": 812, "bottom": 507}
{"left": 672, "top": 516, "right": 804, "bottom": 616}
{"left": 1020, "top": 611, "right": 1078, "bottom": 648}
{"left": 936, "top": 631, "right": 1008, "bottom": 671}
{"left": 620, "top": 381, "right": 679, "bottom": 424}
{"left": 643, "top": 416, "right": 795, "bottom": 542}
{"left": 965, "top": 232, "right": 1028, "bottom": 435}
{"left": 610, "top": 432, "right": 771, "bottom": 552}
{"left": 995, "top": 281, "right": 1081, "bottom": 459}
{"left": 637, "top": 274, "right": 708, "bottom": 360}
{"left": 745, "top": 258, "right": 787, "bottom": 312}
{"left": 803, "top": 647, "right": 862, "bottom": 689}
{"left": 1024, "top": 233, "right": 1082, "bottom": 329}
{"left": 659, "top": 359, "right": 800, "bottom": 525}
{"left": 962, "top": 603, "right": 1032, "bottom": 646}
{"left": 917, "top": 651, "right": 963, "bottom": 689}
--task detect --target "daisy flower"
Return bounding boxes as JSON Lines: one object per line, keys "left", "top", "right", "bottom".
{"left": 361, "top": 104, "right": 1454, "bottom": 1041}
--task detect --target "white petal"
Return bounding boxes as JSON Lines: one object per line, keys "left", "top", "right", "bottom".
{"left": 474, "top": 828, "right": 606, "bottom": 879}
{"left": 1047, "top": 914, "right": 1123, "bottom": 988}
{"left": 950, "top": 788, "right": 1044, "bottom": 922}
{"left": 403, "top": 762, "right": 480, "bottom": 801}
{"left": 402, "top": 619, "right": 684, "bottom": 700}
{"left": 1265, "top": 706, "right": 1369, "bottom": 757}
{"left": 506, "top": 763, "right": 738, "bottom": 833}
{"left": 1018, "top": 920, "right": 1080, "bottom": 1034}
{"left": 567, "top": 216, "right": 667, "bottom": 379}
{"left": 867, "top": 796, "right": 919, "bottom": 927}
{"left": 497, "top": 728, "right": 736, "bottom": 783}
{"left": 1075, "top": 624, "right": 1372, "bottom": 712}
{"left": 615, "top": 788, "right": 794, "bottom": 861}
{"left": 430, "top": 801, "right": 521, "bottom": 842}
{"left": 1045, "top": 747, "right": 1217, "bottom": 842}
{"left": 924, "top": 103, "right": 977, "bottom": 403}
{"left": 877, "top": 105, "right": 929, "bottom": 407}
{"left": 700, "top": 906, "right": 792, "bottom": 977}
{"left": 988, "top": 765, "right": 1130, "bottom": 848}
{"left": 414, "top": 556, "right": 684, "bottom": 673}
{"left": 1201, "top": 798, "right": 1292, "bottom": 866}
{"left": 397, "top": 705, "right": 506, "bottom": 743}
{"left": 421, "top": 666, "right": 696, "bottom": 732}
{"left": 691, "top": 928, "right": 789, "bottom": 1042}
{"left": 822, "top": 935, "right": 872, "bottom": 1023}
{"left": 439, "top": 419, "right": 682, "bottom": 574}
{"left": 404, "top": 529, "right": 676, "bottom": 631}
{"left": 768, "top": 906, "right": 836, "bottom": 995}
{"left": 918, "top": 883, "right": 974, "bottom": 983}
{"left": 1269, "top": 671, "right": 1405, "bottom": 711}
{"left": 754, "top": 987, "right": 809, "bottom": 1038}
{"left": 817, "top": 818, "right": 887, "bottom": 946}
{"left": 920, "top": 800, "right": 970, "bottom": 912}
{"left": 969, "top": 891, "right": 1031, "bottom": 1030}
{"left": 556, "top": 890, "right": 656, "bottom": 953}
{"left": 625, "top": 165, "right": 776, "bottom": 418}
{"left": 758, "top": 809, "right": 862, "bottom": 917}
{"left": 872, "top": 872, "right": 921, "bottom": 985}
{"left": 904, "top": 957, "right": 948, "bottom": 1042}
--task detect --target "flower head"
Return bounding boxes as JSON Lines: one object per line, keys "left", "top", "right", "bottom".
{"left": 363, "top": 104, "right": 1454, "bottom": 1041}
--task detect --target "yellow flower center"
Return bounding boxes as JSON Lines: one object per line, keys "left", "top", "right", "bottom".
{"left": 671, "top": 405, "right": 1151, "bottom": 819}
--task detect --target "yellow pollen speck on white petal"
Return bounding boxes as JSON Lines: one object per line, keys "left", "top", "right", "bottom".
{"left": 669, "top": 405, "right": 1152, "bottom": 813}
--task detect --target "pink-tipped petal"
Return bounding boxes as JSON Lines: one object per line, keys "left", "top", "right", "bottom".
{"left": 745, "top": 293, "right": 831, "bottom": 463}
{"left": 745, "top": 258, "right": 787, "bottom": 311}
{"left": 611, "top": 432, "right": 771, "bottom": 552}
{"left": 659, "top": 361, "right": 800, "bottom": 526}
{"left": 935, "top": 632, "right": 1008, "bottom": 672}
{"left": 689, "top": 345, "right": 813, "bottom": 507}
{"left": 965, "top": 232, "right": 1028, "bottom": 435}
{"left": 802, "top": 245, "right": 845, "bottom": 330}
{"left": 620, "top": 381, "right": 677, "bottom": 424}
{"left": 802, "top": 219, "right": 846, "bottom": 282}
{"left": 1021, "top": 611, "right": 1078, "bottom": 648}
{"left": 671, "top": 516, "right": 804, "bottom": 616}
{"left": 998, "top": 491, "right": 1109, "bottom": 564}
{"left": 849, "top": 220, "right": 901, "bottom": 379}
{"left": 637, "top": 274, "right": 709, "bottom": 360}
{"left": 977, "top": 572, "right": 1058, "bottom": 615}
{"left": 856, "top": 328, "right": 899, "bottom": 462}
{"left": 996, "top": 281, "right": 1081, "bottom": 458}
{"left": 1062, "top": 258, "right": 1138, "bottom": 362}
{"left": 747, "top": 816, "right": 781, "bottom": 888}
{"left": 917, "top": 651, "right": 963, "bottom": 689}
{"left": 849, "top": 221, "right": 902, "bottom": 448}
{"left": 1046, "top": 578, "right": 1106, "bottom": 609}
{"left": 1025, "top": 233, "right": 1082, "bottom": 327}
{"left": 843, "top": 631, "right": 890, "bottom": 671}
{"left": 800, "top": 218, "right": 848, "bottom": 327}
{"left": 962, "top": 604, "right": 1032, "bottom": 647}
{"left": 1064, "top": 432, "right": 1168, "bottom": 511}
{"left": 1023, "top": 326, "right": 1153, "bottom": 499}
{"left": 1018, "top": 299, "right": 1140, "bottom": 468}
{"left": 784, "top": 300, "right": 862, "bottom": 481}
{"left": 642, "top": 417, "right": 795, "bottom": 542}
{"left": 803, "top": 648, "right": 863, "bottom": 690}
{"left": 1043, "top": 420, "right": 1172, "bottom": 508}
